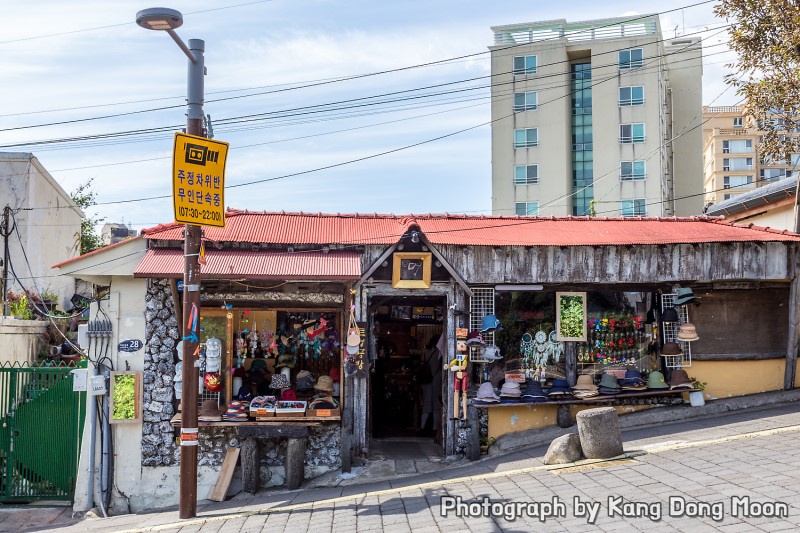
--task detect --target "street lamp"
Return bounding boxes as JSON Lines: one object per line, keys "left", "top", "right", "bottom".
{"left": 136, "top": 7, "right": 205, "bottom": 520}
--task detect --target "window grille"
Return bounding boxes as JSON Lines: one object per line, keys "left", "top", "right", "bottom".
{"left": 661, "top": 292, "right": 692, "bottom": 368}
{"left": 469, "top": 288, "right": 495, "bottom": 362}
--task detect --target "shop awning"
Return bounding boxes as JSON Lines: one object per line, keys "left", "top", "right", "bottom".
{"left": 133, "top": 248, "right": 361, "bottom": 280}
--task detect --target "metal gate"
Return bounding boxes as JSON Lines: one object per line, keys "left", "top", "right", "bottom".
{"left": 0, "top": 362, "right": 85, "bottom": 502}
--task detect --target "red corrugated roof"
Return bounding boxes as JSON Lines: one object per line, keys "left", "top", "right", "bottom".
{"left": 133, "top": 249, "right": 361, "bottom": 279}
{"left": 140, "top": 210, "right": 800, "bottom": 246}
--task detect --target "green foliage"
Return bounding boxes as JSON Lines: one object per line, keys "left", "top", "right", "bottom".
{"left": 6, "top": 291, "right": 34, "bottom": 319}
{"left": 70, "top": 178, "right": 105, "bottom": 255}
{"left": 691, "top": 378, "right": 707, "bottom": 392}
{"left": 559, "top": 295, "right": 585, "bottom": 339}
{"left": 112, "top": 374, "right": 137, "bottom": 420}
{"left": 714, "top": 0, "right": 800, "bottom": 163}
{"left": 588, "top": 199, "right": 597, "bottom": 217}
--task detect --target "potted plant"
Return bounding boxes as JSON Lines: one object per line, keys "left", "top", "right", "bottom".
{"left": 689, "top": 378, "right": 707, "bottom": 407}
{"left": 7, "top": 292, "right": 34, "bottom": 320}
{"left": 479, "top": 436, "right": 496, "bottom": 454}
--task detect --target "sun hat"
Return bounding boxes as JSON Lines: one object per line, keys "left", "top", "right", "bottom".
{"left": 647, "top": 371, "right": 669, "bottom": 389}
{"left": 476, "top": 382, "right": 500, "bottom": 403}
{"left": 315, "top": 375, "right": 335, "bottom": 393}
{"left": 676, "top": 323, "right": 700, "bottom": 342}
{"left": 270, "top": 373, "right": 290, "bottom": 390}
{"left": 598, "top": 373, "right": 620, "bottom": 389}
{"left": 669, "top": 369, "right": 694, "bottom": 390}
{"left": 620, "top": 369, "right": 646, "bottom": 390}
{"left": 480, "top": 314, "right": 502, "bottom": 333}
{"left": 198, "top": 399, "right": 222, "bottom": 421}
{"left": 661, "top": 342, "right": 683, "bottom": 357}
{"left": 276, "top": 352, "right": 295, "bottom": 369}
{"left": 661, "top": 307, "right": 679, "bottom": 323}
{"left": 309, "top": 396, "right": 338, "bottom": 409}
{"left": 466, "top": 331, "right": 485, "bottom": 346}
{"left": 572, "top": 374, "right": 598, "bottom": 391}
{"left": 674, "top": 287, "right": 700, "bottom": 306}
{"left": 281, "top": 389, "right": 297, "bottom": 401}
{"left": 521, "top": 381, "right": 547, "bottom": 403}
{"left": 296, "top": 370, "right": 315, "bottom": 391}
{"left": 547, "top": 379, "right": 572, "bottom": 396}
{"left": 500, "top": 381, "right": 522, "bottom": 397}
{"left": 482, "top": 345, "right": 503, "bottom": 361}
{"left": 237, "top": 385, "right": 254, "bottom": 401}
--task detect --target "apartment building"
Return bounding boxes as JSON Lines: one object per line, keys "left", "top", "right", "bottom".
{"left": 489, "top": 15, "right": 703, "bottom": 217}
{"left": 702, "top": 105, "right": 798, "bottom": 207}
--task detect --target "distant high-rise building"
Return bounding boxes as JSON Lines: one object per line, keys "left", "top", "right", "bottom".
{"left": 102, "top": 223, "right": 137, "bottom": 245}
{"left": 489, "top": 15, "right": 703, "bottom": 217}
{"left": 702, "top": 105, "right": 798, "bottom": 207}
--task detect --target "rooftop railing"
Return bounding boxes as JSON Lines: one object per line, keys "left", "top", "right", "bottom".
{"left": 492, "top": 16, "right": 658, "bottom": 45}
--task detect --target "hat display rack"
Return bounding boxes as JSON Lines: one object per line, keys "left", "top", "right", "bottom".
{"left": 660, "top": 289, "right": 697, "bottom": 369}
{"left": 575, "top": 311, "right": 648, "bottom": 376}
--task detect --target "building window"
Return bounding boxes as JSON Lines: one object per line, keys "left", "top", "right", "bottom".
{"left": 513, "top": 55, "right": 537, "bottom": 75}
{"left": 723, "top": 194, "right": 732, "bottom": 201}
{"left": 514, "top": 128, "right": 539, "bottom": 148}
{"left": 618, "top": 86, "right": 644, "bottom": 106}
{"left": 619, "top": 123, "right": 645, "bottom": 143}
{"left": 514, "top": 165, "right": 539, "bottom": 184}
{"left": 733, "top": 117, "right": 743, "bottom": 129}
{"left": 513, "top": 91, "right": 538, "bottom": 111}
{"left": 723, "top": 175, "right": 754, "bottom": 189}
{"left": 621, "top": 199, "right": 646, "bottom": 217}
{"left": 760, "top": 168, "right": 788, "bottom": 181}
{"left": 515, "top": 202, "right": 539, "bottom": 216}
{"left": 722, "top": 139, "right": 752, "bottom": 153}
{"left": 620, "top": 160, "right": 646, "bottom": 180}
{"left": 619, "top": 48, "right": 644, "bottom": 69}
{"left": 722, "top": 157, "right": 753, "bottom": 171}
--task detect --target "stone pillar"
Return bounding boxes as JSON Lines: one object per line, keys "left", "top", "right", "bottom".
{"left": 285, "top": 437, "right": 307, "bottom": 489}
{"left": 576, "top": 407, "right": 623, "bottom": 459}
{"left": 241, "top": 438, "right": 261, "bottom": 493}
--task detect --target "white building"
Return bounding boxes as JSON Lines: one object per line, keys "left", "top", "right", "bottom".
{"left": 489, "top": 15, "right": 703, "bottom": 217}
{"left": 0, "top": 153, "right": 83, "bottom": 309}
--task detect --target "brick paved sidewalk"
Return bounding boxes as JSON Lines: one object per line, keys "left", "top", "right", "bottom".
{"left": 5, "top": 402, "right": 800, "bottom": 533}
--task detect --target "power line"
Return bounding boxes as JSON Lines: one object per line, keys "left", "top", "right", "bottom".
{"left": 1, "top": 5, "right": 722, "bottom": 135}
{"left": 1, "top": 33, "right": 726, "bottom": 154}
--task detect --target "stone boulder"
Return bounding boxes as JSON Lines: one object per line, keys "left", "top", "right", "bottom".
{"left": 543, "top": 433, "right": 583, "bottom": 465}
{"left": 576, "top": 407, "right": 623, "bottom": 459}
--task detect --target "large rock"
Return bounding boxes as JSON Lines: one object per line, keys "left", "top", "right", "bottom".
{"left": 543, "top": 433, "right": 583, "bottom": 465}
{"left": 576, "top": 407, "right": 623, "bottom": 459}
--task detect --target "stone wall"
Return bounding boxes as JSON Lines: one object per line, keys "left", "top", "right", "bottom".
{"left": 141, "top": 279, "right": 180, "bottom": 466}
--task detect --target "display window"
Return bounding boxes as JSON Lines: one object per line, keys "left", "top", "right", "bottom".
{"left": 492, "top": 290, "right": 658, "bottom": 381}
{"left": 195, "top": 307, "right": 343, "bottom": 416}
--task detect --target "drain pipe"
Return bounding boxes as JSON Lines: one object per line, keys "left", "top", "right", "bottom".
{"left": 86, "top": 363, "right": 97, "bottom": 512}
{"left": 101, "top": 369, "right": 111, "bottom": 516}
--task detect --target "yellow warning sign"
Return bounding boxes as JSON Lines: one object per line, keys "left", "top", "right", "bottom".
{"left": 172, "top": 132, "right": 229, "bottom": 227}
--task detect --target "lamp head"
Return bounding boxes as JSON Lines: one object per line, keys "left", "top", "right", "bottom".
{"left": 136, "top": 7, "right": 183, "bottom": 31}
{"left": 411, "top": 231, "right": 420, "bottom": 244}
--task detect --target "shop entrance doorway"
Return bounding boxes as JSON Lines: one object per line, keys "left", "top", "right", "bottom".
{"left": 369, "top": 296, "right": 445, "bottom": 444}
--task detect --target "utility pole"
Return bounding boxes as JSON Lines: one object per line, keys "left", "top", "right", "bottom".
{"left": 137, "top": 7, "right": 204, "bottom": 519}
{"left": 2, "top": 205, "right": 10, "bottom": 317}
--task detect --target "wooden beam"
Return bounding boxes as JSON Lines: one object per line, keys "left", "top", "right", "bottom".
{"left": 693, "top": 352, "right": 785, "bottom": 361}
{"left": 785, "top": 274, "right": 800, "bottom": 389}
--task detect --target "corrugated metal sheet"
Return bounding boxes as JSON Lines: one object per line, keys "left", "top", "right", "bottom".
{"left": 133, "top": 249, "right": 361, "bottom": 279}
{"left": 140, "top": 210, "right": 800, "bottom": 246}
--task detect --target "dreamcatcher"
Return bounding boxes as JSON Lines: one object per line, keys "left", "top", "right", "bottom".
{"left": 548, "top": 330, "right": 564, "bottom": 363}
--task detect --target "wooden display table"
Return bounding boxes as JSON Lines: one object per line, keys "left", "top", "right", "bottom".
{"left": 475, "top": 389, "right": 697, "bottom": 428}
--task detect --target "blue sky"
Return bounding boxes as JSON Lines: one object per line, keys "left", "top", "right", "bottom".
{"left": 0, "top": 1, "right": 734, "bottom": 231}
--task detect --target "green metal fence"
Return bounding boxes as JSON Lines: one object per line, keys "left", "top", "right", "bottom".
{"left": 0, "top": 361, "right": 86, "bottom": 502}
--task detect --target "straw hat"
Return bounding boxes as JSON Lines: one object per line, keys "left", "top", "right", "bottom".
{"left": 572, "top": 374, "right": 598, "bottom": 391}
{"left": 676, "top": 323, "right": 699, "bottom": 342}
{"left": 315, "top": 375, "right": 334, "bottom": 393}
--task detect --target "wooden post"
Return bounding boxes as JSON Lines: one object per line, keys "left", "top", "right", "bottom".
{"left": 341, "top": 286, "right": 353, "bottom": 472}
{"left": 285, "top": 437, "right": 307, "bottom": 489}
{"left": 785, "top": 272, "right": 800, "bottom": 390}
{"left": 565, "top": 342, "right": 577, "bottom": 387}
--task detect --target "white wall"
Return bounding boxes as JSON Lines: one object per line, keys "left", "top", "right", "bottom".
{"left": 0, "top": 153, "right": 83, "bottom": 309}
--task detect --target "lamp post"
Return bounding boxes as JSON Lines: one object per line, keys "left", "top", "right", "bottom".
{"left": 136, "top": 7, "right": 204, "bottom": 519}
